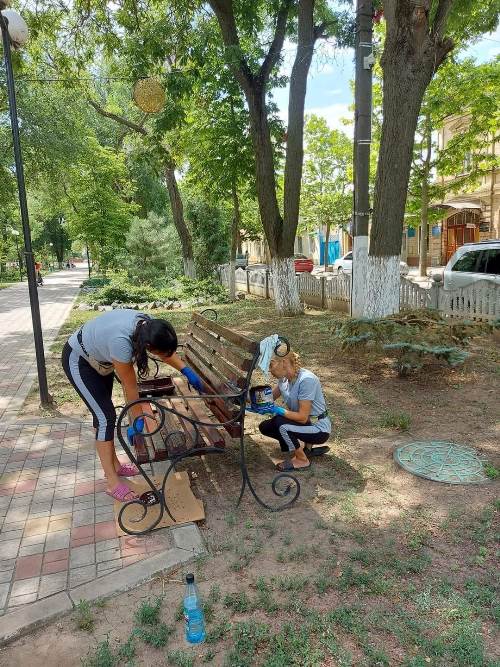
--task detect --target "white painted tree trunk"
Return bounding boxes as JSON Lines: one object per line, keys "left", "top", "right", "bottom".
{"left": 271, "top": 257, "right": 303, "bottom": 316}
{"left": 183, "top": 257, "right": 196, "bottom": 279}
{"left": 364, "top": 255, "right": 401, "bottom": 318}
{"left": 228, "top": 260, "right": 236, "bottom": 301}
{"left": 351, "top": 235, "right": 369, "bottom": 318}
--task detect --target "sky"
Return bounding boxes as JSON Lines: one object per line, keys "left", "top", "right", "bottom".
{"left": 271, "top": 26, "right": 500, "bottom": 137}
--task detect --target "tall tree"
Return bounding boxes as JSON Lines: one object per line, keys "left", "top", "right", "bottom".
{"left": 208, "top": 0, "right": 351, "bottom": 314}
{"left": 362, "top": 0, "right": 500, "bottom": 317}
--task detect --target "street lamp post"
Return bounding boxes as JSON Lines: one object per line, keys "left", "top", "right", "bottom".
{"left": 0, "top": 2, "right": 51, "bottom": 407}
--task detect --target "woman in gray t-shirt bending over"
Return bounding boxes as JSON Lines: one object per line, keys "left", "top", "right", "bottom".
{"left": 258, "top": 350, "right": 331, "bottom": 471}
{"left": 61, "top": 309, "right": 203, "bottom": 502}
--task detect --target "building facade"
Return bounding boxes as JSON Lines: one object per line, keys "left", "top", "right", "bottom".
{"left": 404, "top": 115, "right": 499, "bottom": 267}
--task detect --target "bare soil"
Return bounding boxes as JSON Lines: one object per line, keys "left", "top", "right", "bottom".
{"left": 7, "top": 299, "right": 499, "bottom": 667}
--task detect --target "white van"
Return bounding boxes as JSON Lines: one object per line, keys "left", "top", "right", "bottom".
{"left": 443, "top": 240, "right": 500, "bottom": 290}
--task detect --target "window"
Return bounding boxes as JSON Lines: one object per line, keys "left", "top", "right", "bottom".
{"left": 451, "top": 250, "right": 485, "bottom": 273}
{"left": 344, "top": 252, "right": 353, "bottom": 261}
{"left": 485, "top": 249, "right": 500, "bottom": 275}
{"left": 463, "top": 151, "right": 472, "bottom": 173}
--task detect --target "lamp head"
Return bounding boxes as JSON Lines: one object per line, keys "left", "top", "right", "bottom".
{"left": 1, "top": 8, "right": 29, "bottom": 48}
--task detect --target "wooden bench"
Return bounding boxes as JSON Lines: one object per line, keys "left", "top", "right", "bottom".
{"left": 115, "top": 312, "right": 300, "bottom": 533}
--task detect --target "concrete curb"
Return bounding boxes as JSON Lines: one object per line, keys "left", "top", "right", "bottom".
{"left": 0, "top": 523, "right": 205, "bottom": 647}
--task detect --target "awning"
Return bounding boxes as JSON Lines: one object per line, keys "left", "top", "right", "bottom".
{"left": 431, "top": 199, "right": 483, "bottom": 211}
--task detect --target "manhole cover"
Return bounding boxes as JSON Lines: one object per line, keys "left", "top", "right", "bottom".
{"left": 394, "top": 441, "right": 489, "bottom": 484}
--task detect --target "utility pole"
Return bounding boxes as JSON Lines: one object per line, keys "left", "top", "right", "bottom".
{"left": 351, "top": 0, "right": 374, "bottom": 317}
{"left": 1, "top": 4, "right": 51, "bottom": 407}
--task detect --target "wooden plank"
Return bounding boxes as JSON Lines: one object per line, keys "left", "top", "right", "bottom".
{"left": 160, "top": 395, "right": 204, "bottom": 452}
{"left": 185, "top": 336, "right": 247, "bottom": 388}
{"left": 172, "top": 377, "right": 230, "bottom": 447}
{"left": 192, "top": 313, "right": 258, "bottom": 354}
{"left": 130, "top": 434, "right": 149, "bottom": 465}
{"left": 188, "top": 322, "right": 252, "bottom": 372}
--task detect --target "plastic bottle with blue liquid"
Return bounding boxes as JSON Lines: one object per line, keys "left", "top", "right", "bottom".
{"left": 184, "top": 573, "right": 206, "bottom": 644}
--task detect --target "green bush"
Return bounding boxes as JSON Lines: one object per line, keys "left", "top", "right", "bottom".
{"left": 83, "top": 274, "right": 228, "bottom": 306}
{"left": 177, "top": 277, "right": 229, "bottom": 304}
{"left": 81, "top": 277, "right": 111, "bottom": 289}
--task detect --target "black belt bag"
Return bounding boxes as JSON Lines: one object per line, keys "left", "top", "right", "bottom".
{"left": 310, "top": 410, "right": 329, "bottom": 423}
{"left": 77, "top": 329, "right": 114, "bottom": 376}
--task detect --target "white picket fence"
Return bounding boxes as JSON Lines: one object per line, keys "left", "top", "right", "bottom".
{"left": 219, "top": 266, "right": 500, "bottom": 322}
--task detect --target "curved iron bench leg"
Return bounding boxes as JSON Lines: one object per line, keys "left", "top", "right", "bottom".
{"left": 236, "top": 434, "right": 301, "bottom": 511}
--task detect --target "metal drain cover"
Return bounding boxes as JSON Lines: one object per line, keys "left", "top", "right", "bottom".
{"left": 394, "top": 441, "right": 489, "bottom": 484}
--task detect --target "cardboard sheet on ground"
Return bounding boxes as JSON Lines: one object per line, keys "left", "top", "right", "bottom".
{"left": 113, "top": 471, "right": 205, "bottom": 535}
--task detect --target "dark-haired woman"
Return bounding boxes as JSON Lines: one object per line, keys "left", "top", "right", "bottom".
{"left": 61, "top": 310, "right": 203, "bottom": 502}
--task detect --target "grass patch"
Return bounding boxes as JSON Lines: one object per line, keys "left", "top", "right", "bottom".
{"left": 81, "top": 639, "right": 115, "bottom": 667}
{"left": 74, "top": 599, "right": 95, "bottom": 632}
{"left": 133, "top": 622, "right": 173, "bottom": 648}
{"left": 483, "top": 462, "right": 499, "bottom": 479}
{"left": 378, "top": 410, "right": 412, "bottom": 430}
{"left": 223, "top": 591, "right": 252, "bottom": 613}
{"left": 166, "top": 649, "right": 195, "bottom": 667}
{"left": 135, "top": 596, "right": 162, "bottom": 625}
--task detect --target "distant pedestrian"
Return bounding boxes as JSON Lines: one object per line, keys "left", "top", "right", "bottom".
{"left": 34, "top": 259, "right": 43, "bottom": 286}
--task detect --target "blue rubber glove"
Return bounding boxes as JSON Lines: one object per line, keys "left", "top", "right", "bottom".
{"left": 127, "top": 417, "right": 144, "bottom": 445}
{"left": 181, "top": 366, "right": 204, "bottom": 392}
{"left": 256, "top": 405, "right": 286, "bottom": 416}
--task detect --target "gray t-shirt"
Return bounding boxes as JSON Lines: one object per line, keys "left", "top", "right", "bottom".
{"left": 278, "top": 368, "right": 331, "bottom": 433}
{"left": 69, "top": 310, "right": 146, "bottom": 363}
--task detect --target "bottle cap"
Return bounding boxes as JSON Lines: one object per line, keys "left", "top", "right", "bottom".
{"left": 186, "top": 573, "right": 194, "bottom": 584}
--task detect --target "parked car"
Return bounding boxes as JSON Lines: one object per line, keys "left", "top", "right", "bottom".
{"left": 442, "top": 240, "right": 500, "bottom": 290}
{"left": 333, "top": 251, "right": 409, "bottom": 276}
{"left": 235, "top": 253, "right": 249, "bottom": 269}
{"left": 294, "top": 254, "right": 314, "bottom": 273}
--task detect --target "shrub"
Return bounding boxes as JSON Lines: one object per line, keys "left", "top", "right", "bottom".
{"left": 81, "top": 277, "right": 111, "bottom": 289}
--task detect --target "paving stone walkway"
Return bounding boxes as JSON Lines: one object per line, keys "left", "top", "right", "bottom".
{"left": 0, "top": 269, "right": 179, "bottom": 620}
{"left": 0, "top": 267, "right": 86, "bottom": 421}
{"left": 0, "top": 420, "right": 171, "bottom": 614}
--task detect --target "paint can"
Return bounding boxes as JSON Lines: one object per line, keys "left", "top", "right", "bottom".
{"left": 249, "top": 384, "right": 274, "bottom": 411}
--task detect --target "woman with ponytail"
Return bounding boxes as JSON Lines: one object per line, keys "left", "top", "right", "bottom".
{"left": 61, "top": 309, "right": 203, "bottom": 501}
{"left": 256, "top": 350, "right": 331, "bottom": 471}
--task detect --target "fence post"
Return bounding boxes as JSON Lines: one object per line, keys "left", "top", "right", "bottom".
{"left": 246, "top": 269, "right": 250, "bottom": 294}
{"left": 430, "top": 277, "right": 441, "bottom": 310}
{"left": 320, "top": 276, "right": 326, "bottom": 309}
{"left": 265, "top": 270, "right": 270, "bottom": 299}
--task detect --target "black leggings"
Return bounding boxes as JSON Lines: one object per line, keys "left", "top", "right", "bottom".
{"left": 61, "top": 342, "right": 116, "bottom": 441}
{"left": 259, "top": 415, "right": 330, "bottom": 452}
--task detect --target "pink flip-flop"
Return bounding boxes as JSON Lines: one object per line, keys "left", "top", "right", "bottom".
{"left": 106, "top": 482, "right": 139, "bottom": 502}
{"left": 117, "top": 463, "right": 140, "bottom": 477}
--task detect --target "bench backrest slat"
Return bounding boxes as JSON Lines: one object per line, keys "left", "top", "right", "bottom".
{"left": 188, "top": 322, "right": 253, "bottom": 373}
{"left": 191, "top": 313, "right": 258, "bottom": 355}
{"left": 185, "top": 334, "right": 247, "bottom": 388}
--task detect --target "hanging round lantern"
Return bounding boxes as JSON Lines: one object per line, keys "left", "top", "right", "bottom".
{"left": 132, "top": 78, "right": 165, "bottom": 114}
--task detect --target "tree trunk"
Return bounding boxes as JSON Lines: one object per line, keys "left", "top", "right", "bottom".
{"left": 229, "top": 180, "right": 241, "bottom": 301}
{"left": 365, "top": 0, "right": 454, "bottom": 317}
{"left": 164, "top": 166, "right": 196, "bottom": 279}
{"left": 282, "top": 0, "right": 315, "bottom": 252}
{"left": 418, "top": 116, "right": 432, "bottom": 278}
{"left": 209, "top": 0, "right": 319, "bottom": 316}
{"left": 323, "top": 222, "right": 331, "bottom": 270}
{"left": 271, "top": 256, "right": 301, "bottom": 315}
